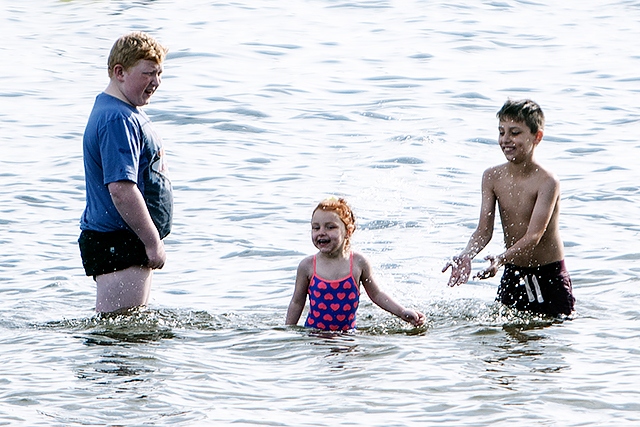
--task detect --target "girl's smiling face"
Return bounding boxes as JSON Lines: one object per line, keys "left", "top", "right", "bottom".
{"left": 311, "top": 209, "right": 350, "bottom": 256}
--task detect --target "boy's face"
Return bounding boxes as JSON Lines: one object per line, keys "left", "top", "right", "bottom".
{"left": 498, "top": 119, "right": 543, "bottom": 163}
{"left": 115, "top": 59, "right": 163, "bottom": 107}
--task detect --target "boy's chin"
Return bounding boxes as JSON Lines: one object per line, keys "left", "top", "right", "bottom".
{"left": 504, "top": 154, "right": 522, "bottom": 163}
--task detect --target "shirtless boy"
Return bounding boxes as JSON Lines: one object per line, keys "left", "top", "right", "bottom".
{"left": 443, "top": 99, "right": 575, "bottom": 317}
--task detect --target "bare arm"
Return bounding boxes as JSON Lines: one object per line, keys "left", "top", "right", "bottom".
{"left": 108, "top": 180, "right": 165, "bottom": 269}
{"left": 477, "top": 175, "right": 560, "bottom": 278}
{"left": 359, "top": 254, "right": 425, "bottom": 326}
{"left": 443, "top": 169, "right": 497, "bottom": 286}
{"left": 285, "top": 257, "right": 312, "bottom": 325}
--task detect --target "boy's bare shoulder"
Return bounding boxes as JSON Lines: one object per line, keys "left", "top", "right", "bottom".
{"left": 482, "top": 163, "right": 508, "bottom": 179}
{"left": 538, "top": 164, "right": 559, "bottom": 180}
{"left": 485, "top": 162, "right": 558, "bottom": 182}
{"left": 527, "top": 163, "right": 560, "bottom": 191}
{"left": 539, "top": 168, "right": 561, "bottom": 196}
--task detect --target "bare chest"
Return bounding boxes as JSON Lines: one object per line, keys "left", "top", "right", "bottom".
{"left": 494, "top": 181, "right": 538, "bottom": 222}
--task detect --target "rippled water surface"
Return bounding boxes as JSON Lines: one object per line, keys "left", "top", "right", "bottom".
{"left": 1, "top": 0, "right": 640, "bottom": 425}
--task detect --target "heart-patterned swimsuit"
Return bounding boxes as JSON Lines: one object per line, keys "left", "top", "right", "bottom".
{"left": 304, "top": 253, "right": 360, "bottom": 331}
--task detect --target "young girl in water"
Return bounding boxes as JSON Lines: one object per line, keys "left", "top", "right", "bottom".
{"left": 286, "top": 197, "right": 425, "bottom": 331}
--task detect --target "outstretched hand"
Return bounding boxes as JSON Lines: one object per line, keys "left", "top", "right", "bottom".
{"left": 442, "top": 254, "right": 472, "bottom": 287}
{"left": 473, "top": 254, "right": 501, "bottom": 280}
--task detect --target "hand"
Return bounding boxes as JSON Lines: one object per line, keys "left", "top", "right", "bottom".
{"left": 474, "top": 254, "right": 501, "bottom": 280}
{"left": 442, "top": 254, "right": 472, "bottom": 287}
{"left": 402, "top": 309, "right": 426, "bottom": 327}
{"left": 145, "top": 240, "right": 166, "bottom": 270}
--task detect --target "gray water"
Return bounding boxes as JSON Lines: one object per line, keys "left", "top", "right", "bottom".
{"left": 1, "top": 0, "right": 640, "bottom": 425}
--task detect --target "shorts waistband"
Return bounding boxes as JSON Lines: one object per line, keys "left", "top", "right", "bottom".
{"left": 504, "top": 260, "right": 566, "bottom": 276}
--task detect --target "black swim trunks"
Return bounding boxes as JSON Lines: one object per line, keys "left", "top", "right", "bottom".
{"left": 497, "top": 260, "right": 575, "bottom": 317}
{"left": 78, "top": 229, "right": 148, "bottom": 278}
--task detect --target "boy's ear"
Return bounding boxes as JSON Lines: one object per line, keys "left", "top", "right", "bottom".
{"left": 112, "top": 64, "right": 126, "bottom": 80}
{"left": 534, "top": 129, "right": 544, "bottom": 144}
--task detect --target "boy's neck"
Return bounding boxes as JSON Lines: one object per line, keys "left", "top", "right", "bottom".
{"left": 104, "top": 81, "right": 133, "bottom": 107}
{"left": 505, "top": 153, "right": 539, "bottom": 174}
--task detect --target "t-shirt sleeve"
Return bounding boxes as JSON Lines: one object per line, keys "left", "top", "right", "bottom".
{"left": 99, "top": 115, "right": 140, "bottom": 185}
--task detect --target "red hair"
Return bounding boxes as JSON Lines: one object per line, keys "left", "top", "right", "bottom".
{"left": 313, "top": 197, "right": 356, "bottom": 248}
{"left": 107, "top": 31, "right": 168, "bottom": 78}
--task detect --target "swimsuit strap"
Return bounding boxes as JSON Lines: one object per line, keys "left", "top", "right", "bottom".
{"left": 313, "top": 254, "right": 317, "bottom": 275}
{"left": 312, "top": 252, "right": 353, "bottom": 280}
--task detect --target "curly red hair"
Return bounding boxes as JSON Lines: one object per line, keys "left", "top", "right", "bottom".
{"left": 313, "top": 197, "right": 356, "bottom": 248}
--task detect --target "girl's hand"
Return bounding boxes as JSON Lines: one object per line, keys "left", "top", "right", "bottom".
{"left": 402, "top": 309, "right": 426, "bottom": 327}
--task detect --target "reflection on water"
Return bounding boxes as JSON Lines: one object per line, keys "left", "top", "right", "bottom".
{"left": 80, "top": 353, "right": 156, "bottom": 379}
{"left": 43, "top": 308, "right": 227, "bottom": 344}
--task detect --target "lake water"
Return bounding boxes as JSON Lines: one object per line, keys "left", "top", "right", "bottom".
{"left": 1, "top": 0, "right": 640, "bottom": 425}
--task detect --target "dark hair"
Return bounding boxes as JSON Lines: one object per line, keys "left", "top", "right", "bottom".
{"left": 496, "top": 99, "right": 545, "bottom": 134}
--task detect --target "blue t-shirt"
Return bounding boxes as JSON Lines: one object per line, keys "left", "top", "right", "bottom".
{"left": 80, "top": 93, "right": 173, "bottom": 238}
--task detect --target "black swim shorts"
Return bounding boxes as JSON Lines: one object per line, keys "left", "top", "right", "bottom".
{"left": 78, "top": 229, "right": 148, "bottom": 278}
{"left": 497, "top": 260, "right": 575, "bottom": 317}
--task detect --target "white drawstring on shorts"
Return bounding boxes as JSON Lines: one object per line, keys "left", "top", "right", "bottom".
{"left": 523, "top": 275, "right": 544, "bottom": 304}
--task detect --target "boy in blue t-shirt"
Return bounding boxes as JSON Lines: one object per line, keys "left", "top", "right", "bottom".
{"left": 79, "top": 32, "right": 173, "bottom": 313}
